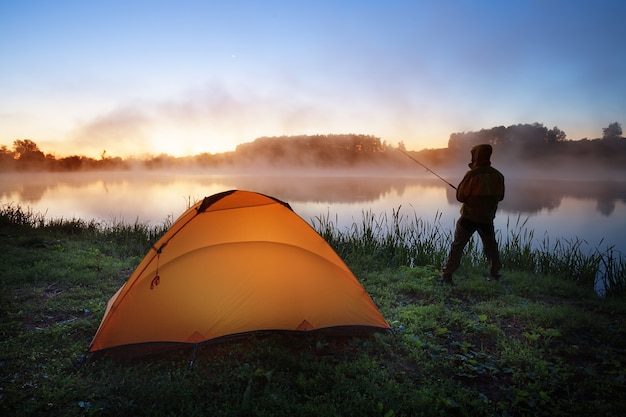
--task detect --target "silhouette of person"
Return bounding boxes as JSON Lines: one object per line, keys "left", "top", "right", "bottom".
{"left": 441, "top": 144, "right": 505, "bottom": 284}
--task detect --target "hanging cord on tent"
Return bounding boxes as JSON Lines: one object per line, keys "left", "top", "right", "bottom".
{"left": 150, "top": 245, "right": 165, "bottom": 290}
{"left": 397, "top": 148, "right": 457, "bottom": 190}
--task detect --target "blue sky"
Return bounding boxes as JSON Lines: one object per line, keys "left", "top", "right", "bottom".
{"left": 1, "top": 0, "right": 624, "bottom": 157}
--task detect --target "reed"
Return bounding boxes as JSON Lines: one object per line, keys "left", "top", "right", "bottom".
{"left": 595, "top": 245, "right": 626, "bottom": 296}
{"left": 0, "top": 203, "right": 46, "bottom": 227}
{"left": 0, "top": 203, "right": 170, "bottom": 260}
{"left": 312, "top": 207, "right": 625, "bottom": 296}
{"left": 2, "top": 203, "right": 624, "bottom": 296}
{"left": 313, "top": 207, "right": 450, "bottom": 272}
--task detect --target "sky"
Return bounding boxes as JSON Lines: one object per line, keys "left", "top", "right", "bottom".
{"left": 1, "top": 0, "right": 625, "bottom": 158}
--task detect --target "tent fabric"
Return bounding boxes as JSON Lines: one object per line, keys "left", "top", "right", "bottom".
{"left": 89, "top": 190, "right": 389, "bottom": 353}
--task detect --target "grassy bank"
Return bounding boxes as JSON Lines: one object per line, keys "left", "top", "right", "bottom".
{"left": 1, "top": 204, "right": 625, "bottom": 416}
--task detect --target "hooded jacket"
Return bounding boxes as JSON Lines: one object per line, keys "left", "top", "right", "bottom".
{"left": 456, "top": 144, "right": 505, "bottom": 223}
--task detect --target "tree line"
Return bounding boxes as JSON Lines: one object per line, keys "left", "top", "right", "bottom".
{"left": 1, "top": 122, "right": 623, "bottom": 173}
{"left": 440, "top": 122, "right": 625, "bottom": 171}
{"left": 447, "top": 122, "right": 622, "bottom": 152}
{"left": 0, "top": 134, "right": 397, "bottom": 172}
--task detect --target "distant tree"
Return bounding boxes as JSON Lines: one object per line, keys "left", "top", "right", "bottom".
{"left": 13, "top": 139, "right": 42, "bottom": 158}
{"left": 490, "top": 126, "right": 508, "bottom": 145}
{"left": 58, "top": 155, "right": 84, "bottom": 171}
{"left": 602, "top": 122, "right": 622, "bottom": 140}
{"left": 545, "top": 126, "right": 567, "bottom": 143}
{"left": 13, "top": 139, "right": 45, "bottom": 170}
{"left": 448, "top": 125, "right": 508, "bottom": 149}
{"left": 0, "top": 145, "right": 16, "bottom": 170}
{"left": 507, "top": 123, "right": 548, "bottom": 146}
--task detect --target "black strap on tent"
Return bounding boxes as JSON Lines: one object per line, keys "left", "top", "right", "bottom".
{"left": 197, "top": 190, "right": 293, "bottom": 213}
{"left": 197, "top": 190, "right": 237, "bottom": 213}
{"left": 259, "top": 192, "right": 293, "bottom": 211}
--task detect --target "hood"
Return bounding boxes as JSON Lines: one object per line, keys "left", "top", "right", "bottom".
{"left": 469, "top": 144, "right": 492, "bottom": 169}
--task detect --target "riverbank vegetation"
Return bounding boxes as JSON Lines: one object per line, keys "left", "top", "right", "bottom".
{"left": 2, "top": 121, "right": 625, "bottom": 174}
{"left": 1, "top": 204, "right": 624, "bottom": 416}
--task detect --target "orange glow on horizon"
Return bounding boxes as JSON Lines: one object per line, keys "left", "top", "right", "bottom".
{"left": 40, "top": 135, "right": 241, "bottom": 160}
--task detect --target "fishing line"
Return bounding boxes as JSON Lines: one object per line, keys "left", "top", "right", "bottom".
{"left": 397, "top": 148, "right": 457, "bottom": 190}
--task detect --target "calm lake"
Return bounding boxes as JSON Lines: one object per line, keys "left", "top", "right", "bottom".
{"left": 2, "top": 171, "right": 625, "bottom": 256}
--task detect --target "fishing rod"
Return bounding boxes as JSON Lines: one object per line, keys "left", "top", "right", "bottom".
{"left": 397, "top": 148, "right": 457, "bottom": 190}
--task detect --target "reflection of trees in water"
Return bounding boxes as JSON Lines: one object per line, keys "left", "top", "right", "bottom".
{"left": 495, "top": 180, "right": 569, "bottom": 214}
{"left": 444, "top": 178, "right": 626, "bottom": 216}
{"left": 0, "top": 173, "right": 422, "bottom": 205}
{"left": 593, "top": 182, "right": 625, "bottom": 216}
{"left": 597, "top": 199, "right": 616, "bottom": 216}
{"left": 0, "top": 174, "right": 50, "bottom": 203}
{"left": 227, "top": 176, "right": 418, "bottom": 204}
{"left": 527, "top": 179, "right": 626, "bottom": 216}
{"left": 2, "top": 173, "right": 626, "bottom": 216}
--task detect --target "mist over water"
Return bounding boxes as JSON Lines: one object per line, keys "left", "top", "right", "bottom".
{"left": 2, "top": 171, "right": 625, "bottom": 256}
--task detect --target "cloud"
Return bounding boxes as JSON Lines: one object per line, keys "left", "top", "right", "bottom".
{"left": 64, "top": 72, "right": 475, "bottom": 158}
{"left": 68, "top": 105, "right": 152, "bottom": 156}
{"left": 65, "top": 82, "right": 374, "bottom": 157}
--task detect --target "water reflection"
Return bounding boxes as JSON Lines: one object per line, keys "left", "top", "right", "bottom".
{"left": 444, "top": 178, "right": 626, "bottom": 217}
{"left": 2, "top": 172, "right": 625, "bottom": 216}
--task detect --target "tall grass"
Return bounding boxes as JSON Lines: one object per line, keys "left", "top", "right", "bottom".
{"left": 313, "top": 207, "right": 625, "bottom": 296}
{"left": 502, "top": 214, "right": 625, "bottom": 295}
{"left": 0, "top": 203, "right": 170, "bottom": 260}
{"left": 0, "top": 203, "right": 47, "bottom": 227}
{"left": 2, "top": 203, "right": 624, "bottom": 296}
{"left": 313, "top": 208, "right": 451, "bottom": 274}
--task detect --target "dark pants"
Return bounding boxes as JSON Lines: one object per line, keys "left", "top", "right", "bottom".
{"left": 442, "top": 217, "right": 502, "bottom": 279}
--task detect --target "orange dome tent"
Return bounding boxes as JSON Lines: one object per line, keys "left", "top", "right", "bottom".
{"left": 89, "top": 190, "right": 389, "bottom": 353}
